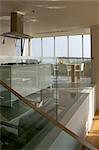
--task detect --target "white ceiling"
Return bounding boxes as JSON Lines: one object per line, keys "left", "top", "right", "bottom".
{"left": 0, "top": 0, "right": 99, "bottom": 37}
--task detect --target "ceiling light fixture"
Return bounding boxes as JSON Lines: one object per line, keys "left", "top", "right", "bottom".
{"left": 35, "top": 5, "right": 44, "bottom": 8}
{"left": 31, "top": 19, "right": 39, "bottom": 22}
{"left": 34, "top": 5, "right": 66, "bottom": 10}
{"left": 46, "top": 6, "right": 66, "bottom": 9}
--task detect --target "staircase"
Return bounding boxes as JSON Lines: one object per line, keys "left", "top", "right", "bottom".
{"left": 86, "top": 110, "right": 99, "bottom": 149}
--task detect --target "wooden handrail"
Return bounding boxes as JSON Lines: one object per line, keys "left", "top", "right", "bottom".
{"left": 0, "top": 80, "right": 97, "bottom": 150}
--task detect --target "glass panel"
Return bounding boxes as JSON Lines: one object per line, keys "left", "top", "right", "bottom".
{"left": 56, "top": 57, "right": 92, "bottom": 87}
{"left": 0, "top": 57, "right": 92, "bottom": 121}
{"left": 23, "top": 39, "right": 29, "bottom": 56}
{"left": 69, "top": 35, "right": 82, "bottom": 57}
{"left": 16, "top": 47, "right": 21, "bottom": 56}
{"left": 83, "top": 34, "right": 91, "bottom": 58}
{"left": 82, "top": 58, "right": 92, "bottom": 85}
{"left": 16, "top": 39, "right": 21, "bottom": 47}
{"left": 54, "top": 58, "right": 80, "bottom": 121}
{"left": 40, "top": 57, "right": 92, "bottom": 122}
{"left": 0, "top": 84, "right": 89, "bottom": 150}
{"left": 41, "top": 57, "right": 56, "bottom": 64}
{"left": 10, "top": 64, "right": 52, "bottom": 98}
{"left": 0, "top": 84, "right": 12, "bottom": 107}
{"left": 31, "top": 38, "right": 41, "bottom": 58}
{"left": 16, "top": 39, "right": 21, "bottom": 56}
{"left": 55, "top": 36, "right": 67, "bottom": 57}
{"left": 43, "top": 37, "right": 54, "bottom": 57}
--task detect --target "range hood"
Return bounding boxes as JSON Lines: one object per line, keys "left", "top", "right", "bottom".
{"left": 1, "top": 12, "right": 32, "bottom": 39}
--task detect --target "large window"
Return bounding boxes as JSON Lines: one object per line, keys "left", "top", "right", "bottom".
{"left": 55, "top": 36, "right": 67, "bottom": 57}
{"left": 42, "top": 37, "right": 54, "bottom": 57}
{"left": 83, "top": 34, "right": 91, "bottom": 58}
{"left": 23, "top": 39, "right": 29, "bottom": 56}
{"left": 31, "top": 38, "right": 41, "bottom": 58}
{"left": 69, "top": 35, "right": 82, "bottom": 57}
{"left": 16, "top": 39, "right": 25, "bottom": 56}
{"left": 30, "top": 34, "right": 91, "bottom": 58}
{"left": 16, "top": 39, "right": 21, "bottom": 56}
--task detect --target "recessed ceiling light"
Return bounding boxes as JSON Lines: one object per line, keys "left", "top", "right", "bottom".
{"left": 35, "top": 5, "right": 44, "bottom": 8}
{"left": 31, "top": 19, "right": 39, "bottom": 22}
{"left": 46, "top": 6, "right": 66, "bottom": 10}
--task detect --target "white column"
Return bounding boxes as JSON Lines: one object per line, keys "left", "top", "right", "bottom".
{"left": 91, "top": 25, "right": 99, "bottom": 110}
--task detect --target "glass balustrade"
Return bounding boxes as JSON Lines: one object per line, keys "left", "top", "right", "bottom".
{"left": 40, "top": 57, "right": 93, "bottom": 122}
{"left": 0, "top": 57, "right": 93, "bottom": 122}
{"left": 0, "top": 84, "right": 94, "bottom": 150}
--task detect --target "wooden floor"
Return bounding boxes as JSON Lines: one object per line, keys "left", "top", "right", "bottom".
{"left": 86, "top": 110, "right": 99, "bottom": 149}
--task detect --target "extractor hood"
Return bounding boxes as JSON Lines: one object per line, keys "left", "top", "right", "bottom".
{"left": 0, "top": 12, "right": 32, "bottom": 39}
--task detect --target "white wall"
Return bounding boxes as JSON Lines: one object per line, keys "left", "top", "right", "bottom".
{"left": 0, "top": 36, "right": 16, "bottom": 56}
{"left": 91, "top": 25, "right": 99, "bottom": 110}
{"left": 66, "top": 87, "right": 96, "bottom": 139}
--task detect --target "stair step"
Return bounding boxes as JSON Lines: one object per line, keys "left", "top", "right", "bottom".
{"left": 86, "top": 136, "right": 99, "bottom": 149}
{"left": 87, "top": 132, "right": 99, "bottom": 136}
{"left": 93, "top": 117, "right": 99, "bottom": 120}
{"left": 89, "top": 129, "right": 99, "bottom": 133}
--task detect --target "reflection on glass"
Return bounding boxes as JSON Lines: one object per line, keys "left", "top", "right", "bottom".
{"left": 0, "top": 85, "right": 87, "bottom": 150}
{"left": 16, "top": 39, "right": 21, "bottom": 47}
{"left": 16, "top": 39, "right": 21, "bottom": 56}
{"left": 43, "top": 37, "right": 54, "bottom": 57}
{"left": 31, "top": 38, "right": 41, "bottom": 58}
{"left": 83, "top": 34, "right": 91, "bottom": 58}
{"left": 55, "top": 36, "right": 67, "bottom": 57}
{"left": 23, "top": 39, "right": 29, "bottom": 56}
{"left": 69, "top": 35, "right": 82, "bottom": 57}
{"left": 0, "top": 56, "right": 93, "bottom": 149}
